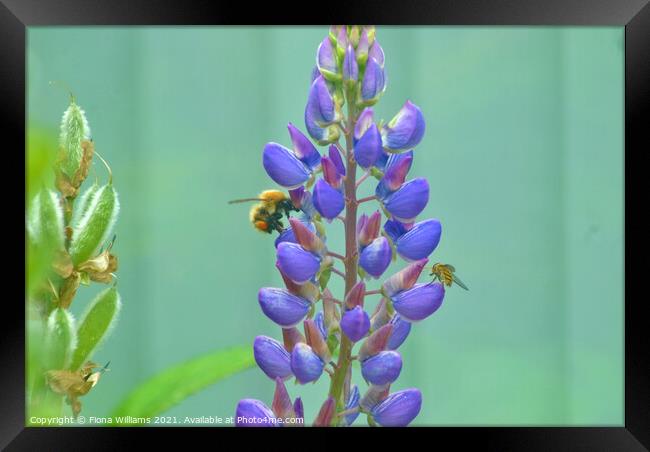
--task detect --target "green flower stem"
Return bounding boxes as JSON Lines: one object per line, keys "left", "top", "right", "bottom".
{"left": 328, "top": 90, "right": 359, "bottom": 417}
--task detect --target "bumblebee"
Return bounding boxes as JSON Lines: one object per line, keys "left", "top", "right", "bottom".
{"left": 430, "top": 263, "right": 468, "bottom": 290}
{"left": 228, "top": 190, "right": 299, "bottom": 234}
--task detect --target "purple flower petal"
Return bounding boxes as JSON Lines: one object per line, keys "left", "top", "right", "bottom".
{"left": 312, "top": 179, "right": 345, "bottom": 220}
{"left": 236, "top": 399, "right": 278, "bottom": 427}
{"left": 354, "top": 123, "right": 382, "bottom": 169}
{"left": 368, "top": 40, "right": 385, "bottom": 67}
{"left": 343, "top": 385, "right": 361, "bottom": 426}
{"left": 317, "top": 37, "right": 339, "bottom": 81}
{"left": 382, "top": 178, "right": 429, "bottom": 223}
{"left": 376, "top": 151, "right": 414, "bottom": 198}
{"left": 343, "top": 45, "right": 358, "bottom": 82}
{"left": 328, "top": 145, "right": 346, "bottom": 176}
{"left": 262, "top": 142, "right": 311, "bottom": 189}
{"left": 361, "top": 57, "right": 386, "bottom": 102}
{"left": 290, "top": 342, "right": 324, "bottom": 384}
{"left": 321, "top": 155, "right": 343, "bottom": 189}
{"left": 382, "top": 258, "right": 429, "bottom": 297}
{"left": 340, "top": 306, "right": 371, "bottom": 342}
{"left": 354, "top": 107, "right": 374, "bottom": 141}
{"left": 382, "top": 100, "right": 426, "bottom": 151}
{"left": 276, "top": 242, "right": 321, "bottom": 284}
{"left": 287, "top": 123, "right": 321, "bottom": 170}
{"left": 371, "top": 389, "right": 422, "bottom": 427}
{"left": 391, "top": 282, "right": 445, "bottom": 322}
{"left": 258, "top": 287, "right": 311, "bottom": 327}
{"left": 387, "top": 315, "right": 412, "bottom": 350}
{"left": 306, "top": 75, "right": 337, "bottom": 125}
{"left": 253, "top": 336, "right": 292, "bottom": 380}
{"left": 395, "top": 218, "right": 442, "bottom": 261}
{"left": 359, "top": 237, "right": 392, "bottom": 279}
{"left": 361, "top": 350, "right": 403, "bottom": 385}
{"left": 383, "top": 218, "right": 409, "bottom": 243}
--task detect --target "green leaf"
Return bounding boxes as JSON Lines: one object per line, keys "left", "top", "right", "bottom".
{"left": 111, "top": 346, "right": 255, "bottom": 420}
{"left": 70, "top": 287, "right": 121, "bottom": 371}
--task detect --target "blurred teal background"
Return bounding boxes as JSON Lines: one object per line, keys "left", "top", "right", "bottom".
{"left": 27, "top": 26, "right": 624, "bottom": 426}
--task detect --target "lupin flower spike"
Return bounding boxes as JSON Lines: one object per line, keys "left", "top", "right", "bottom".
{"left": 238, "top": 25, "right": 461, "bottom": 427}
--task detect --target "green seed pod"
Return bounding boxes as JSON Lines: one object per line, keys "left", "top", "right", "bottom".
{"left": 27, "top": 189, "right": 64, "bottom": 250}
{"left": 69, "top": 184, "right": 120, "bottom": 266}
{"left": 70, "top": 182, "right": 100, "bottom": 228}
{"left": 59, "top": 100, "right": 91, "bottom": 178}
{"left": 70, "top": 287, "right": 121, "bottom": 371}
{"left": 45, "top": 308, "right": 77, "bottom": 370}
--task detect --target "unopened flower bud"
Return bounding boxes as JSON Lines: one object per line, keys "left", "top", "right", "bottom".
{"left": 317, "top": 37, "right": 340, "bottom": 82}
{"left": 282, "top": 327, "right": 305, "bottom": 353}
{"left": 360, "top": 57, "right": 386, "bottom": 104}
{"left": 353, "top": 123, "right": 382, "bottom": 169}
{"left": 357, "top": 211, "right": 382, "bottom": 247}
{"left": 371, "top": 388, "right": 422, "bottom": 427}
{"left": 304, "top": 319, "right": 331, "bottom": 362}
{"left": 235, "top": 399, "right": 277, "bottom": 427}
{"left": 391, "top": 282, "right": 445, "bottom": 322}
{"left": 59, "top": 99, "right": 91, "bottom": 179}
{"left": 344, "top": 281, "right": 366, "bottom": 309}
{"left": 272, "top": 377, "right": 296, "bottom": 419}
{"left": 361, "top": 350, "right": 402, "bottom": 385}
{"left": 340, "top": 306, "right": 370, "bottom": 342}
{"left": 313, "top": 396, "right": 336, "bottom": 427}
{"left": 290, "top": 342, "right": 324, "bottom": 384}
{"left": 254, "top": 336, "right": 292, "bottom": 380}
{"left": 258, "top": 287, "right": 311, "bottom": 327}
{"left": 69, "top": 184, "right": 119, "bottom": 266}
{"left": 382, "top": 258, "right": 428, "bottom": 296}
{"left": 343, "top": 45, "right": 359, "bottom": 83}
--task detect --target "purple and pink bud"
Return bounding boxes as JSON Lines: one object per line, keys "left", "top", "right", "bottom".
{"left": 344, "top": 281, "right": 366, "bottom": 309}
{"left": 321, "top": 155, "right": 343, "bottom": 189}
{"left": 304, "top": 319, "right": 331, "bottom": 362}
{"left": 313, "top": 396, "right": 336, "bottom": 427}
{"left": 359, "top": 323, "right": 393, "bottom": 362}
{"left": 382, "top": 258, "right": 428, "bottom": 296}
{"left": 282, "top": 327, "right": 306, "bottom": 353}
{"left": 357, "top": 211, "right": 382, "bottom": 247}
{"left": 288, "top": 217, "right": 325, "bottom": 254}
{"left": 328, "top": 145, "right": 346, "bottom": 176}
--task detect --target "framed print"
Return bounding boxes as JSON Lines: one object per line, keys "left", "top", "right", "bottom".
{"left": 2, "top": 0, "right": 648, "bottom": 449}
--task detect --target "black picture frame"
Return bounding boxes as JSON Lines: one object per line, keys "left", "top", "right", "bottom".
{"left": 3, "top": 1, "right": 648, "bottom": 449}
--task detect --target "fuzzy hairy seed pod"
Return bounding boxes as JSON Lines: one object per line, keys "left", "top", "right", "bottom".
{"left": 27, "top": 189, "right": 65, "bottom": 250}
{"left": 70, "top": 287, "right": 121, "bottom": 371}
{"left": 69, "top": 184, "right": 119, "bottom": 266}
{"left": 59, "top": 101, "right": 91, "bottom": 178}
{"left": 45, "top": 308, "right": 77, "bottom": 370}
{"left": 71, "top": 182, "right": 100, "bottom": 228}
